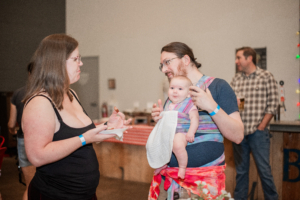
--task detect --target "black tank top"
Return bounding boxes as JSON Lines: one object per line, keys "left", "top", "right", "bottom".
{"left": 29, "top": 92, "right": 99, "bottom": 200}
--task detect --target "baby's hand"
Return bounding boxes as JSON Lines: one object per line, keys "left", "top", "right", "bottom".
{"left": 186, "top": 132, "right": 195, "bottom": 143}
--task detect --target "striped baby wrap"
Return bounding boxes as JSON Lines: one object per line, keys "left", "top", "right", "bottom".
{"left": 148, "top": 75, "right": 228, "bottom": 200}
{"left": 164, "top": 75, "right": 221, "bottom": 136}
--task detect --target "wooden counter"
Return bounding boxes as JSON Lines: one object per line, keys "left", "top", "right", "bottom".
{"left": 270, "top": 120, "right": 300, "bottom": 132}
{"left": 270, "top": 120, "right": 300, "bottom": 200}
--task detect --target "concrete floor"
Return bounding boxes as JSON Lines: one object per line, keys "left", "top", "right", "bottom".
{"left": 0, "top": 156, "right": 151, "bottom": 200}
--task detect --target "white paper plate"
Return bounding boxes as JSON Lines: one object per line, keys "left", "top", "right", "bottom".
{"left": 100, "top": 128, "right": 128, "bottom": 134}
{"left": 99, "top": 128, "right": 128, "bottom": 141}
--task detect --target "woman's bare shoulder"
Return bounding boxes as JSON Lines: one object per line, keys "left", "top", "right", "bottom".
{"left": 23, "top": 95, "right": 56, "bottom": 121}
{"left": 22, "top": 94, "right": 58, "bottom": 136}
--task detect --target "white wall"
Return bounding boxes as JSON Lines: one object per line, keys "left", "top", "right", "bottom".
{"left": 66, "top": 0, "right": 299, "bottom": 121}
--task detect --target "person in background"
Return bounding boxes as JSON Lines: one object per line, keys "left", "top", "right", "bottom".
{"left": 22, "top": 34, "right": 131, "bottom": 200}
{"left": 8, "top": 62, "right": 35, "bottom": 200}
{"left": 231, "top": 47, "right": 279, "bottom": 200}
{"left": 149, "top": 42, "right": 244, "bottom": 200}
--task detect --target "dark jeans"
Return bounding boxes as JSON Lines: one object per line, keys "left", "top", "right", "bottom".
{"left": 232, "top": 128, "right": 278, "bottom": 200}
{"left": 28, "top": 182, "right": 97, "bottom": 200}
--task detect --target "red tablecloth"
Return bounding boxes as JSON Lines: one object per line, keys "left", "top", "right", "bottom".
{"left": 100, "top": 125, "right": 154, "bottom": 146}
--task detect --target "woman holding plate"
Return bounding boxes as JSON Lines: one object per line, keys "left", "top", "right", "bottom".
{"left": 22, "top": 34, "right": 131, "bottom": 200}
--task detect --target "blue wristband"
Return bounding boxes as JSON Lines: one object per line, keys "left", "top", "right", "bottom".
{"left": 78, "top": 134, "right": 86, "bottom": 146}
{"left": 209, "top": 105, "right": 220, "bottom": 116}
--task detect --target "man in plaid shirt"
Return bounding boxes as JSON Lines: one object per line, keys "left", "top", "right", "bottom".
{"left": 231, "top": 47, "right": 279, "bottom": 200}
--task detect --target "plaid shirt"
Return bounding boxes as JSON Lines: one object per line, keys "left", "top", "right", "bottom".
{"left": 231, "top": 67, "right": 279, "bottom": 135}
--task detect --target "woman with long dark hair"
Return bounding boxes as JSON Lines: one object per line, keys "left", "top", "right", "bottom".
{"left": 22, "top": 34, "right": 131, "bottom": 200}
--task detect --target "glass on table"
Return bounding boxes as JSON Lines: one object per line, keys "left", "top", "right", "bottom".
{"left": 237, "top": 93, "right": 245, "bottom": 111}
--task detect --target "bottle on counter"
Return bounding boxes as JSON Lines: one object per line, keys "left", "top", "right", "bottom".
{"left": 274, "top": 104, "right": 280, "bottom": 121}
{"left": 101, "top": 102, "right": 108, "bottom": 118}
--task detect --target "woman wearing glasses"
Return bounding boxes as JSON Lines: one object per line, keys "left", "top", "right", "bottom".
{"left": 22, "top": 34, "right": 131, "bottom": 200}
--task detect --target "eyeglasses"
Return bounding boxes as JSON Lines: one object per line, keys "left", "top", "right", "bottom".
{"left": 68, "top": 55, "right": 81, "bottom": 64}
{"left": 159, "top": 57, "right": 177, "bottom": 71}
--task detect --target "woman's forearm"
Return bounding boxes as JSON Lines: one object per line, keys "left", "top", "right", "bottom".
{"left": 8, "top": 103, "right": 17, "bottom": 134}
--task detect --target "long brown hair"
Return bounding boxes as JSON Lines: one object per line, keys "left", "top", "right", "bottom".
{"left": 161, "top": 42, "right": 202, "bottom": 68}
{"left": 23, "top": 34, "right": 78, "bottom": 110}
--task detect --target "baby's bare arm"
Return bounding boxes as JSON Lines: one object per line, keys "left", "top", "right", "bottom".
{"left": 186, "top": 109, "right": 199, "bottom": 142}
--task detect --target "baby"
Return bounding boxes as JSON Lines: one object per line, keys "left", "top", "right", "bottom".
{"left": 154, "top": 75, "right": 199, "bottom": 179}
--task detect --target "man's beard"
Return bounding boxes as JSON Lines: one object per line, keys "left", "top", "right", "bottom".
{"left": 177, "top": 62, "right": 187, "bottom": 76}
{"left": 165, "top": 62, "right": 187, "bottom": 81}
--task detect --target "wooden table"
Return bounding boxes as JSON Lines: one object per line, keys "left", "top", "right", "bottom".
{"left": 93, "top": 125, "right": 154, "bottom": 183}
{"left": 102, "top": 125, "right": 153, "bottom": 146}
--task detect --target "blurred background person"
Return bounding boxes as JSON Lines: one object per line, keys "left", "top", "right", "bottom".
{"left": 231, "top": 47, "right": 278, "bottom": 200}
{"left": 8, "top": 62, "right": 35, "bottom": 200}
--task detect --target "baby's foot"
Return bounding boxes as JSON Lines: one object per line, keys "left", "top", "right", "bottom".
{"left": 178, "top": 167, "right": 186, "bottom": 179}
{"left": 154, "top": 165, "right": 167, "bottom": 175}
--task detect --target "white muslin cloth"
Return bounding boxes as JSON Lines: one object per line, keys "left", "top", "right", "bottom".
{"left": 146, "top": 111, "right": 178, "bottom": 169}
